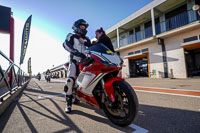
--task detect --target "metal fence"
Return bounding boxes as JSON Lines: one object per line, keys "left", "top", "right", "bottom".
{"left": 0, "top": 50, "right": 30, "bottom": 102}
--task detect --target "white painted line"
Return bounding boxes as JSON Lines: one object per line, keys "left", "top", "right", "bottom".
{"left": 135, "top": 90, "right": 200, "bottom": 98}
{"left": 138, "top": 111, "right": 144, "bottom": 113}
{"left": 138, "top": 111, "right": 145, "bottom": 116}
{"left": 38, "top": 96, "right": 42, "bottom": 99}
{"left": 38, "top": 93, "right": 65, "bottom": 99}
{"left": 129, "top": 124, "right": 148, "bottom": 133}
{"left": 133, "top": 85, "right": 200, "bottom": 92}
{"left": 51, "top": 79, "right": 66, "bottom": 82}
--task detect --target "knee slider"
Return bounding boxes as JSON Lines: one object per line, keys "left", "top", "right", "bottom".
{"left": 64, "top": 78, "right": 74, "bottom": 94}
{"left": 64, "top": 85, "right": 68, "bottom": 92}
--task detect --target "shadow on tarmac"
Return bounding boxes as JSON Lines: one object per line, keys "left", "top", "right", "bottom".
{"left": 72, "top": 103, "right": 135, "bottom": 132}
{"left": 0, "top": 89, "right": 83, "bottom": 133}
{"left": 1, "top": 81, "right": 200, "bottom": 133}
{"left": 25, "top": 87, "right": 64, "bottom": 97}
{"left": 0, "top": 87, "right": 27, "bottom": 132}
{"left": 135, "top": 104, "right": 200, "bottom": 133}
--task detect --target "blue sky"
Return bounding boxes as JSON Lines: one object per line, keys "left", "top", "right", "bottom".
{"left": 1, "top": 0, "right": 153, "bottom": 39}
{"left": 0, "top": 0, "right": 153, "bottom": 74}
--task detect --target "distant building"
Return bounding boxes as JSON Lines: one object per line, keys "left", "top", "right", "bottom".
{"left": 47, "top": 63, "right": 68, "bottom": 78}
{"left": 106, "top": 0, "right": 200, "bottom": 78}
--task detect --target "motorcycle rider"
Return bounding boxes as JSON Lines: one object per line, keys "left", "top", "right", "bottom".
{"left": 62, "top": 19, "right": 91, "bottom": 113}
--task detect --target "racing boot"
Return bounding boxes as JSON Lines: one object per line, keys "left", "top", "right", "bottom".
{"left": 65, "top": 95, "right": 73, "bottom": 113}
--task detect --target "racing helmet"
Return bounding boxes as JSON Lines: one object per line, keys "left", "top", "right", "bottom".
{"left": 72, "top": 19, "right": 89, "bottom": 36}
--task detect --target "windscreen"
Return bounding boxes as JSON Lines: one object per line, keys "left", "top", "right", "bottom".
{"left": 87, "top": 43, "right": 113, "bottom": 55}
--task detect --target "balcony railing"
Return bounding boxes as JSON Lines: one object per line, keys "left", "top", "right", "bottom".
{"left": 156, "top": 9, "right": 199, "bottom": 34}
{"left": 144, "top": 26, "right": 153, "bottom": 38}
{"left": 120, "top": 28, "right": 153, "bottom": 47}
{"left": 0, "top": 50, "right": 31, "bottom": 102}
{"left": 115, "top": 9, "right": 199, "bottom": 49}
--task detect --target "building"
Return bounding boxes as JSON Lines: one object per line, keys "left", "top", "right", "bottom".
{"left": 44, "top": 63, "right": 68, "bottom": 79}
{"left": 106, "top": 0, "right": 200, "bottom": 78}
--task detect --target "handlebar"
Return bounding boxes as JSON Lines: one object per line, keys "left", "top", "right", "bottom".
{"left": 71, "top": 49, "right": 86, "bottom": 59}
{"left": 77, "top": 57, "right": 94, "bottom": 65}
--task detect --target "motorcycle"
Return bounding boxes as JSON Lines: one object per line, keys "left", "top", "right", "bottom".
{"left": 37, "top": 76, "right": 41, "bottom": 81}
{"left": 45, "top": 75, "right": 51, "bottom": 83}
{"left": 72, "top": 43, "right": 139, "bottom": 126}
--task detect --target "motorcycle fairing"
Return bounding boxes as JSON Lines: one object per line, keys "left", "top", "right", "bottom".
{"left": 104, "top": 76, "right": 124, "bottom": 102}
{"left": 77, "top": 72, "right": 106, "bottom": 95}
{"left": 89, "top": 51, "right": 121, "bottom": 67}
{"left": 85, "top": 43, "right": 121, "bottom": 66}
{"left": 77, "top": 90, "right": 100, "bottom": 107}
{"left": 76, "top": 72, "right": 106, "bottom": 108}
{"left": 76, "top": 43, "right": 123, "bottom": 107}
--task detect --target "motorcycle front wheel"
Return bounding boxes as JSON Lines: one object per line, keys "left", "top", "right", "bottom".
{"left": 102, "top": 80, "right": 139, "bottom": 126}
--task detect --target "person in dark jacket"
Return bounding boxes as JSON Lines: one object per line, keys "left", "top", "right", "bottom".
{"left": 95, "top": 27, "right": 115, "bottom": 52}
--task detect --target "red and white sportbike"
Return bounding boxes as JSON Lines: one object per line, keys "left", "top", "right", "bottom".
{"left": 72, "top": 43, "right": 139, "bottom": 126}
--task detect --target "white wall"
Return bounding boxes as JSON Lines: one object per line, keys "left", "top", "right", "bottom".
{"left": 120, "top": 40, "right": 166, "bottom": 78}
{"left": 148, "top": 41, "right": 165, "bottom": 78}
{"left": 165, "top": 36, "right": 187, "bottom": 78}
{"left": 165, "top": 27, "right": 200, "bottom": 78}
{"left": 119, "top": 26, "right": 200, "bottom": 79}
{"left": 121, "top": 58, "right": 129, "bottom": 78}
{"left": 120, "top": 42, "right": 154, "bottom": 78}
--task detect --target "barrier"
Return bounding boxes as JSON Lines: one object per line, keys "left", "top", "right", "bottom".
{"left": 0, "top": 50, "right": 31, "bottom": 115}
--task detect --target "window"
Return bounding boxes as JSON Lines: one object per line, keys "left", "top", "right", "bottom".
{"left": 144, "top": 21, "right": 153, "bottom": 38}
{"left": 142, "top": 48, "right": 149, "bottom": 53}
{"left": 135, "top": 26, "right": 142, "bottom": 41}
{"left": 111, "top": 38, "right": 117, "bottom": 49}
{"left": 128, "top": 30, "right": 135, "bottom": 44}
{"left": 119, "top": 33, "right": 128, "bottom": 47}
{"left": 128, "top": 52, "right": 134, "bottom": 55}
{"left": 135, "top": 50, "right": 141, "bottom": 54}
{"left": 183, "top": 36, "right": 198, "bottom": 43}
{"left": 155, "top": 18, "right": 161, "bottom": 34}
{"left": 165, "top": 4, "right": 188, "bottom": 31}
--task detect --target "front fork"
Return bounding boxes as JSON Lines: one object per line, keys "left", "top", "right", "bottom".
{"left": 101, "top": 77, "right": 124, "bottom": 103}
{"left": 100, "top": 79, "right": 113, "bottom": 103}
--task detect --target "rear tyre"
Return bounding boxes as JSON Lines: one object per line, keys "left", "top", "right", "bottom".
{"left": 102, "top": 80, "right": 138, "bottom": 126}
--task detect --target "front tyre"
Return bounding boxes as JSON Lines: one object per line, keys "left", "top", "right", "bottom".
{"left": 102, "top": 81, "right": 139, "bottom": 126}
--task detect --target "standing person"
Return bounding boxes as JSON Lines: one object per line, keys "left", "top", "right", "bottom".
{"left": 95, "top": 27, "right": 115, "bottom": 52}
{"left": 62, "top": 19, "right": 92, "bottom": 113}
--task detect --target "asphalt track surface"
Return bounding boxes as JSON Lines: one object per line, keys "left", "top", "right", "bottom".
{"left": 0, "top": 78, "right": 200, "bottom": 133}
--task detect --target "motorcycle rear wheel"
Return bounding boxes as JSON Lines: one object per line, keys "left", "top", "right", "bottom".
{"left": 102, "top": 80, "right": 138, "bottom": 126}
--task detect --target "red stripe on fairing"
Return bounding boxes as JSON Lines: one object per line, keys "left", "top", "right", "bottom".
{"left": 82, "top": 54, "right": 104, "bottom": 74}
{"left": 77, "top": 90, "right": 100, "bottom": 108}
